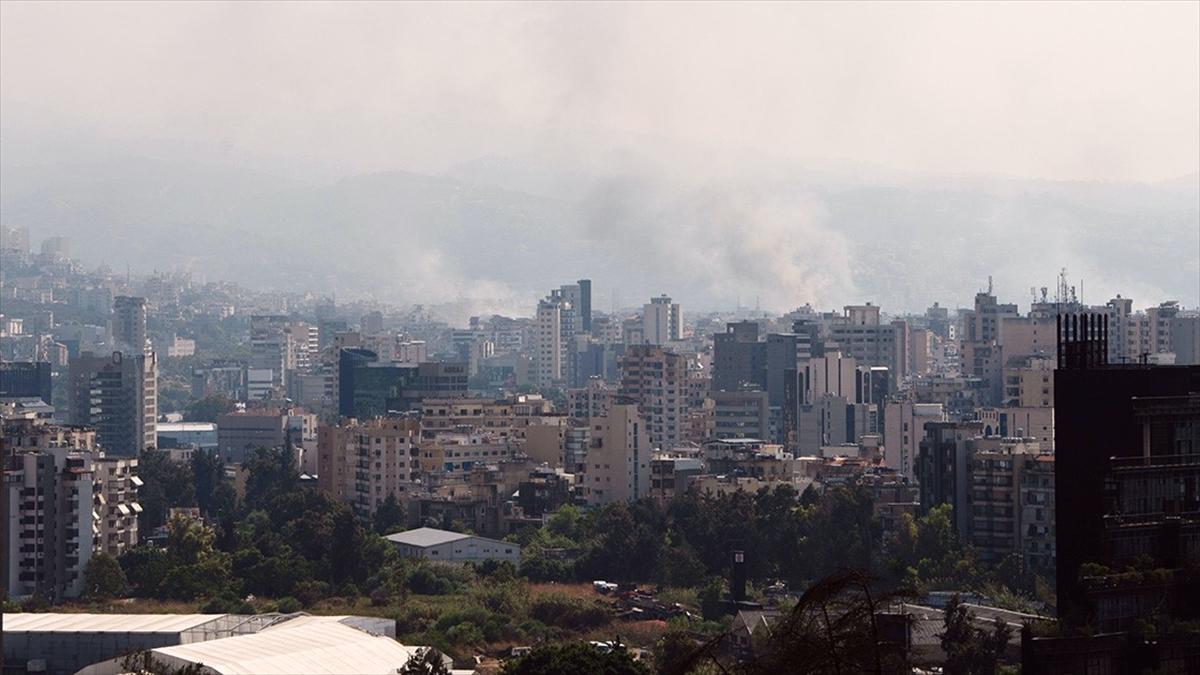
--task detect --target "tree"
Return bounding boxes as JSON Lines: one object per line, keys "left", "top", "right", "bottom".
{"left": 698, "top": 577, "right": 725, "bottom": 621}
{"left": 502, "top": 643, "right": 651, "bottom": 675}
{"left": 940, "top": 594, "right": 1013, "bottom": 675}
{"left": 192, "top": 448, "right": 234, "bottom": 519}
{"left": 740, "top": 570, "right": 911, "bottom": 675}
{"left": 83, "top": 552, "right": 128, "bottom": 601}
{"left": 400, "top": 647, "right": 451, "bottom": 675}
{"left": 373, "top": 493, "right": 406, "bottom": 534}
{"left": 243, "top": 445, "right": 298, "bottom": 509}
{"left": 136, "top": 448, "right": 196, "bottom": 532}
{"left": 185, "top": 394, "right": 235, "bottom": 423}
{"left": 654, "top": 631, "right": 701, "bottom": 675}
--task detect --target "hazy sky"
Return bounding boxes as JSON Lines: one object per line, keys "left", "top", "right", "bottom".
{"left": 3, "top": 1, "right": 1198, "bottom": 182}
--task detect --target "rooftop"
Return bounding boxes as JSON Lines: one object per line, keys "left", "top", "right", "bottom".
{"left": 151, "top": 616, "right": 419, "bottom": 675}
{"left": 385, "top": 526, "right": 472, "bottom": 548}
{"left": 2, "top": 612, "right": 225, "bottom": 633}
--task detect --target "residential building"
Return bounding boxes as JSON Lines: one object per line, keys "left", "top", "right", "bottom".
{"left": 2, "top": 417, "right": 140, "bottom": 601}
{"left": 642, "top": 295, "right": 682, "bottom": 345}
{"left": 968, "top": 436, "right": 1043, "bottom": 562}
{"left": 618, "top": 344, "right": 688, "bottom": 449}
{"left": 1003, "top": 356, "right": 1054, "bottom": 408}
{"left": 713, "top": 321, "right": 766, "bottom": 392}
{"left": 112, "top": 296, "right": 149, "bottom": 356}
{"left": 1020, "top": 454, "right": 1055, "bottom": 574}
{"left": 566, "top": 377, "right": 614, "bottom": 421}
{"left": 648, "top": 451, "right": 704, "bottom": 503}
{"left": 883, "top": 402, "right": 946, "bottom": 481}
{"left": 317, "top": 417, "right": 420, "bottom": 519}
{"left": 583, "top": 402, "right": 650, "bottom": 506}
{"left": 712, "top": 388, "right": 771, "bottom": 440}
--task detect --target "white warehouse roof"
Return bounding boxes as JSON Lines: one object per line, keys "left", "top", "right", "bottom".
{"left": 3, "top": 613, "right": 225, "bottom": 633}
{"left": 385, "top": 527, "right": 474, "bottom": 548}
{"left": 151, "top": 616, "right": 420, "bottom": 675}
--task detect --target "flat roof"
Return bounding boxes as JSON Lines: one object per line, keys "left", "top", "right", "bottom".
{"left": 2, "top": 613, "right": 225, "bottom": 633}
{"left": 153, "top": 616, "right": 418, "bottom": 674}
{"left": 385, "top": 527, "right": 471, "bottom": 548}
{"left": 157, "top": 422, "right": 218, "bottom": 433}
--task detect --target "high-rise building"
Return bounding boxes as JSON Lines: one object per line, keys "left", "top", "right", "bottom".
{"left": 532, "top": 294, "right": 571, "bottom": 387}
{"left": 618, "top": 344, "right": 688, "bottom": 449}
{"left": 1171, "top": 314, "right": 1200, "bottom": 365}
{"left": 0, "top": 361, "right": 53, "bottom": 404}
{"left": 583, "top": 402, "right": 650, "bottom": 506}
{"left": 826, "top": 305, "right": 903, "bottom": 382}
{"left": 112, "top": 296, "right": 149, "bottom": 356}
{"left": 2, "top": 417, "right": 140, "bottom": 601}
{"left": 250, "top": 316, "right": 318, "bottom": 394}
{"left": 361, "top": 311, "right": 384, "bottom": 336}
{"left": 577, "top": 279, "right": 592, "bottom": 332}
{"left": 713, "top": 321, "right": 766, "bottom": 392}
{"left": 68, "top": 351, "right": 157, "bottom": 455}
{"left": 1054, "top": 313, "right": 1200, "bottom": 629}
{"left": 712, "top": 389, "right": 770, "bottom": 440}
{"left": 642, "top": 295, "right": 682, "bottom": 345}
{"left": 317, "top": 417, "right": 420, "bottom": 519}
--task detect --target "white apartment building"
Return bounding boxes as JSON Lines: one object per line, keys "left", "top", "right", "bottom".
{"left": 642, "top": 295, "right": 682, "bottom": 345}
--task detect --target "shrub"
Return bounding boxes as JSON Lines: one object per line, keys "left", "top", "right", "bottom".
{"left": 407, "top": 564, "right": 471, "bottom": 595}
{"left": 293, "top": 580, "right": 330, "bottom": 607}
{"left": 276, "top": 596, "right": 302, "bottom": 613}
{"left": 528, "top": 593, "right": 610, "bottom": 630}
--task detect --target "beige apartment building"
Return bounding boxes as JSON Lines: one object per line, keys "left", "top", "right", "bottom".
{"left": 317, "top": 417, "right": 421, "bottom": 518}
{"left": 619, "top": 344, "right": 688, "bottom": 449}
{"left": 583, "top": 403, "right": 651, "bottom": 506}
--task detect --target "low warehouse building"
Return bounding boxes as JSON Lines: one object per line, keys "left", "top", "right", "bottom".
{"left": 386, "top": 526, "right": 521, "bottom": 565}
{"left": 2, "top": 613, "right": 286, "bottom": 675}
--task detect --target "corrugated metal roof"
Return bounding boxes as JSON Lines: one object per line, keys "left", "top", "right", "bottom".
{"left": 2, "top": 613, "right": 226, "bottom": 633}
{"left": 385, "top": 527, "right": 471, "bottom": 548}
{"left": 153, "top": 616, "right": 417, "bottom": 674}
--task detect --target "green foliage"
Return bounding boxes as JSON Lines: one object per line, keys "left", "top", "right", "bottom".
{"left": 83, "top": 552, "right": 128, "bottom": 601}
{"left": 399, "top": 647, "right": 451, "bottom": 675}
{"left": 472, "top": 578, "right": 529, "bottom": 615}
{"left": 120, "top": 545, "right": 173, "bottom": 597}
{"left": 528, "top": 593, "right": 611, "bottom": 630}
{"left": 185, "top": 394, "right": 236, "bottom": 423}
{"left": 502, "top": 642, "right": 651, "bottom": 675}
{"left": 276, "top": 596, "right": 302, "bottom": 613}
{"left": 740, "top": 570, "right": 912, "bottom": 674}
{"left": 373, "top": 493, "right": 406, "bottom": 534}
{"left": 407, "top": 563, "right": 473, "bottom": 595}
{"left": 200, "top": 591, "right": 253, "bottom": 614}
{"left": 119, "top": 649, "right": 209, "bottom": 675}
{"left": 136, "top": 448, "right": 196, "bottom": 533}
{"left": 192, "top": 449, "right": 236, "bottom": 520}
{"left": 243, "top": 445, "right": 299, "bottom": 510}
{"left": 655, "top": 630, "right": 702, "bottom": 675}
{"left": 940, "top": 594, "right": 1013, "bottom": 675}
{"left": 697, "top": 577, "right": 726, "bottom": 622}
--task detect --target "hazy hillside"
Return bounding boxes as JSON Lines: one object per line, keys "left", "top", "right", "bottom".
{"left": 1, "top": 154, "right": 1196, "bottom": 314}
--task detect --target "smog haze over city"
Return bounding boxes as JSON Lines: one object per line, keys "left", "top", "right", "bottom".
{"left": 2, "top": 2, "right": 1197, "bottom": 319}
{"left": 3, "top": 4, "right": 1200, "bottom": 673}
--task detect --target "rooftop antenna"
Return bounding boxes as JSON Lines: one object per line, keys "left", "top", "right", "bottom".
{"left": 987, "top": 275, "right": 993, "bottom": 295}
